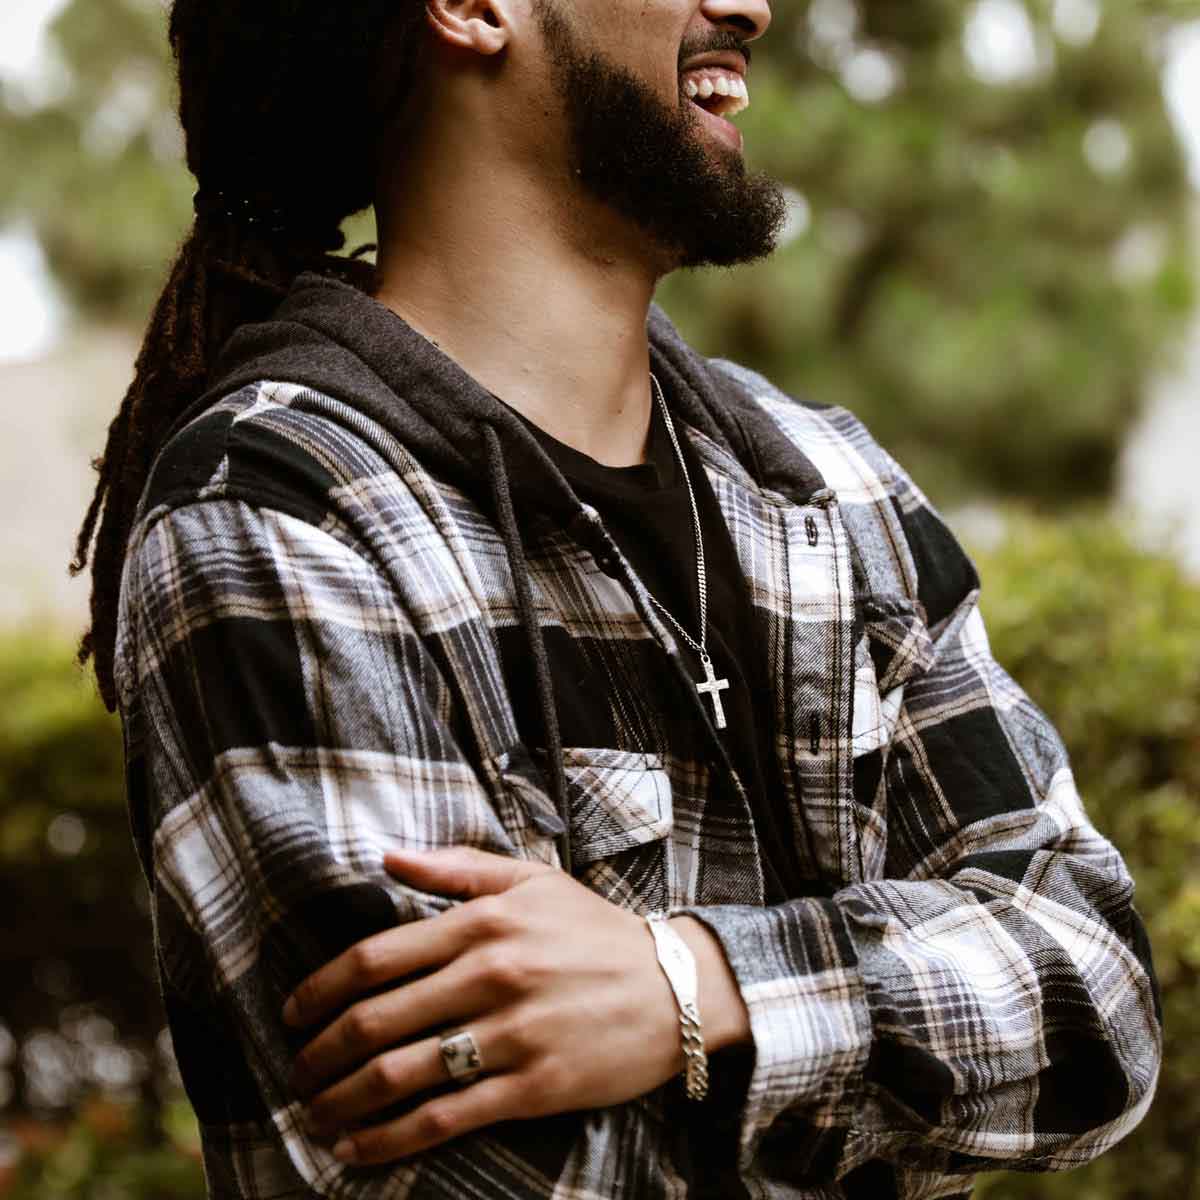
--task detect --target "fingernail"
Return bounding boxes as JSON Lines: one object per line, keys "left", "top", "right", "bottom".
{"left": 332, "top": 1137, "right": 358, "bottom": 1163}
{"left": 282, "top": 995, "right": 299, "bottom": 1025}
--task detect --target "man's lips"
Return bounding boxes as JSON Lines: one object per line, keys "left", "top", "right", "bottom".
{"left": 679, "top": 50, "right": 749, "bottom": 78}
{"left": 678, "top": 52, "right": 751, "bottom": 153}
{"left": 679, "top": 63, "right": 750, "bottom": 157}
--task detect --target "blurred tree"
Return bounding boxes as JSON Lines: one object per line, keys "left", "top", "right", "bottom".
{"left": 659, "top": 0, "right": 1198, "bottom": 503}
{"left": 1, "top": 0, "right": 1196, "bottom": 504}
{"left": 0, "top": 0, "right": 192, "bottom": 325}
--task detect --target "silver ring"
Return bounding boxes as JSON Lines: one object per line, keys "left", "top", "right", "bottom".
{"left": 439, "top": 1030, "right": 485, "bottom": 1086}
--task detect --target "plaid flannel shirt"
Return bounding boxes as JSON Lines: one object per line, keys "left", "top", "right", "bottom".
{"left": 115, "top": 278, "right": 1160, "bottom": 1199}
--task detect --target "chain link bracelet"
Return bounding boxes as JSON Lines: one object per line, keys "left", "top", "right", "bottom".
{"left": 645, "top": 912, "right": 710, "bottom": 1101}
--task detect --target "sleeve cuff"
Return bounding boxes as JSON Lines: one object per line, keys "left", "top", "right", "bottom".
{"left": 668, "top": 899, "right": 873, "bottom": 1174}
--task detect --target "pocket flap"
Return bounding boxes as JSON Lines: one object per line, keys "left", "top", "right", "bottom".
{"left": 860, "top": 593, "right": 936, "bottom": 693}
{"left": 490, "top": 745, "right": 673, "bottom": 866}
{"left": 561, "top": 748, "right": 673, "bottom": 865}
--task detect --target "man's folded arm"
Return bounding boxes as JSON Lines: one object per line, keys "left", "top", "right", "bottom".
{"left": 120, "top": 496, "right": 522, "bottom": 1195}
{"left": 670, "top": 480, "right": 1163, "bottom": 1184}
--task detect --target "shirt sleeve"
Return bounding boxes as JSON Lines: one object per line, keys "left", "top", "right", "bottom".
{"left": 668, "top": 460, "right": 1163, "bottom": 1185}
{"left": 118, "top": 496, "right": 531, "bottom": 1195}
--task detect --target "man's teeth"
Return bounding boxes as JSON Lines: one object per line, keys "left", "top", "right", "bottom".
{"left": 682, "top": 73, "right": 750, "bottom": 116}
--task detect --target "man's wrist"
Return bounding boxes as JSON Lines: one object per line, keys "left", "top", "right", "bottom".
{"left": 667, "top": 914, "right": 752, "bottom": 1052}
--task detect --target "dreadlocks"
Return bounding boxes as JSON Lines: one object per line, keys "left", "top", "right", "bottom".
{"left": 69, "top": 0, "right": 426, "bottom": 711}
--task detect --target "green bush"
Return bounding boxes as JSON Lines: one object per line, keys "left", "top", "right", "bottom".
{"left": 4, "top": 1097, "right": 205, "bottom": 1199}
{"left": 0, "top": 514, "right": 1194, "bottom": 1194}
{"left": 0, "top": 631, "right": 166, "bottom": 1108}
{"left": 0, "top": 635, "right": 206, "bottom": 1191}
{"left": 969, "top": 512, "right": 1200, "bottom": 1199}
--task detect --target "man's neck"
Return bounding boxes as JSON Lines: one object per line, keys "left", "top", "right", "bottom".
{"left": 372, "top": 147, "right": 666, "bottom": 468}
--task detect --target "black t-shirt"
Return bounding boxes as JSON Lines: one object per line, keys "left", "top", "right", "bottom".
{"left": 500, "top": 386, "right": 815, "bottom": 1196}
{"left": 501, "top": 388, "right": 808, "bottom": 907}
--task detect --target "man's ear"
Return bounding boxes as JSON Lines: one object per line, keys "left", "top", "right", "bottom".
{"left": 425, "top": 0, "right": 515, "bottom": 56}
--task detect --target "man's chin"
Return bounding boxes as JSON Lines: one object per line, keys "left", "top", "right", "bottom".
{"left": 660, "top": 121, "right": 785, "bottom": 269}
{"left": 673, "top": 199, "right": 787, "bottom": 270}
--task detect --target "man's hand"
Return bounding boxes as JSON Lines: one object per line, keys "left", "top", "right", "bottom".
{"left": 281, "top": 846, "right": 739, "bottom": 1166}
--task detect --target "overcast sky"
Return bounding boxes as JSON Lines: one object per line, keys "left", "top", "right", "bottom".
{"left": 2, "top": 0, "right": 1200, "bottom": 362}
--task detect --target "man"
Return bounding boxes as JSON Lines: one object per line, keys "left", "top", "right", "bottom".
{"left": 94, "top": 0, "right": 1161, "bottom": 1195}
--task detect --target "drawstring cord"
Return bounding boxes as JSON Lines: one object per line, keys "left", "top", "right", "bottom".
{"left": 481, "top": 424, "right": 574, "bottom": 878}
{"left": 479, "top": 413, "right": 795, "bottom": 904}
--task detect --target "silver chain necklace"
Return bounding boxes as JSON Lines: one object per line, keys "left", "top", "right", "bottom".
{"left": 644, "top": 372, "right": 731, "bottom": 730}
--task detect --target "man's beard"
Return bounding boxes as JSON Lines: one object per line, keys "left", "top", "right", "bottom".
{"left": 534, "top": 4, "right": 787, "bottom": 270}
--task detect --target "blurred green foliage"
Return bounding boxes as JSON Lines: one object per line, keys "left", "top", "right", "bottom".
{"left": 0, "top": 0, "right": 1196, "bottom": 505}
{"left": 970, "top": 512, "right": 1200, "bottom": 1199}
{"left": 0, "top": 0, "right": 191, "bottom": 322}
{"left": 0, "top": 514, "right": 1196, "bottom": 1191}
{"left": 4, "top": 1098, "right": 204, "bottom": 1199}
{"left": 0, "top": 632, "right": 166, "bottom": 1157}
{"left": 659, "top": 0, "right": 1197, "bottom": 504}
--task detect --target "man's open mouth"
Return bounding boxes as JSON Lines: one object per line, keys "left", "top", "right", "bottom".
{"left": 680, "top": 68, "right": 750, "bottom": 120}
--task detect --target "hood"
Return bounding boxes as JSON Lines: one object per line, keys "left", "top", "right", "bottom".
{"left": 196, "top": 270, "right": 826, "bottom": 521}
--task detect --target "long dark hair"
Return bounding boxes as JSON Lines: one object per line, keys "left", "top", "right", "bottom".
{"left": 70, "top": 0, "right": 425, "bottom": 711}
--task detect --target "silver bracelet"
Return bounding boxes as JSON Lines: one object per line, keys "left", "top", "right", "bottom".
{"left": 644, "top": 912, "right": 709, "bottom": 1101}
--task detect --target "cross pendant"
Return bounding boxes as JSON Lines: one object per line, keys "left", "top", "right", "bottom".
{"left": 696, "top": 655, "right": 731, "bottom": 731}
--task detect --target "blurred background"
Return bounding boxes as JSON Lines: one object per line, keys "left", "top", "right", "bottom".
{"left": 0, "top": 0, "right": 1197, "bottom": 1196}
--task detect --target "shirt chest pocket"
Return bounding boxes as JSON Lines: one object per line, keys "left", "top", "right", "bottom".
{"left": 852, "top": 594, "right": 935, "bottom": 754}
{"left": 849, "top": 592, "right": 936, "bottom": 879}
{"left": 494, "top": 745, "right": 674, "bottom": 915}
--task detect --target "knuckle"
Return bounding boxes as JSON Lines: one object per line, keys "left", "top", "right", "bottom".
{"left": 372, "top": 1053, "right": 403, "bottom": 1097}
{"left": 502, "top": 1008, "right": 542, "bottom": 1057}
{"left": 344, "top": 1004, "right": 380, "bottom": 1051}
{"left": 470, "top": 895, "right": 514, "bottom": 939}
{"left": 476, "top": 945, "right": 525, "bottom": 992}
{"left": 349, "top": 940, "right": 384, "bottom": 980}
{"left": 419, "top": 1103, "right": 458, "bottom": 1141}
